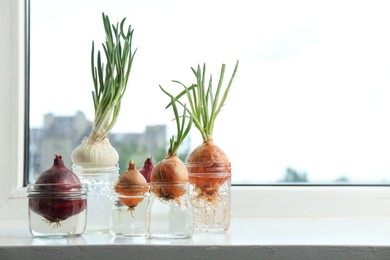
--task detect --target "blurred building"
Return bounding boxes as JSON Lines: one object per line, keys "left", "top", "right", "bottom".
{"left": 29, "top": 111, "right": 167, "bottom": 183}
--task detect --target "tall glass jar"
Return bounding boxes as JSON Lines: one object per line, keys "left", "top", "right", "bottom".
{"left": 186, "top": 162, "right": 232, "bottom": 233}
{"left": 147, "top": 183, "right": 193, "bottom": 239}
{"left": 109, "top": 184, "right": 149, "bottom": 237}
{"left": 27, "top": 183, "right": 88, "bottom": 238}
{"left": 72, "top": 164, "right": 119, "bottom": 234}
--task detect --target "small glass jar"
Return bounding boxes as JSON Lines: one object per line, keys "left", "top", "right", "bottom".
{"left": 72, "top": 164, "right": 119, "bottom": 234}
{"left": 27, "top": 183, "right": 88, "bottom": 238}
{"left": 186, "top": 162, "right": 232, "bottom": 233}
{"left": 147, "top": 183, "right": 193, "bottom": 239}
{"left": 109, "top": 184, "right": 149, "bottom": 237}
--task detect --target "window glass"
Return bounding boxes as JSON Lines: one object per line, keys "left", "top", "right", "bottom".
{"left": 29, "top": 0, "right": 390, "bottom": 184}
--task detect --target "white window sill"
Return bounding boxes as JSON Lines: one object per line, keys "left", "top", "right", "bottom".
{"left": 1, "top": 186, "right": 390, "bottom": 259}
{"left": 1, "top": 218, "right": 390, "bottom": 259}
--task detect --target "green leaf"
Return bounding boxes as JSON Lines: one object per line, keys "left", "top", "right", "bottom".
{"left": 88, "top": 12, "right": 137, "bottom": 140}
{"left": 160, "top": 60, "right": 239, "bottom": 142}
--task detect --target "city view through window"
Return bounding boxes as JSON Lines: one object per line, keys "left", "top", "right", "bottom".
{"left": 29, "top": 0, "right": 390, "bottom": 185}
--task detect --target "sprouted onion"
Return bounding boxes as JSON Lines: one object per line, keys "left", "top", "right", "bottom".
{"left": 71, "top": 13, "right": 137, "bottom": 168}
{"left": 150, "top": 96, "right": 192, "bottom": 201}
{"left": 160, "top": 61, "right": 239, "bottom": 197}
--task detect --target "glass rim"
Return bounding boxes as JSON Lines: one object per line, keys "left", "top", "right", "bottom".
{"left": 26, "top": 183, "right": 88, "bottom": 196}
{"left": 188, "top": 172, "right": 232, "bottom": 178}
{"left": 114, "top": 192, "right": 149, "bottom": 198}
{"left": 114, "top": 183, "right": 149, "bottom": 188}
{"left": 72, "top": 163, "right": 120, "bottom": 171}
{"left": 185, "top": 162, "right": 231, "bottom": 168}
{"left": 148, "top": 182, "right": 189, "bottom": 187}
{"left": 114, "top": 183, "right": 149, "bottom": 196}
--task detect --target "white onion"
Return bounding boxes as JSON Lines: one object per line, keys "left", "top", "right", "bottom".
{"left": 71, "top": 137, "right": 119, "bottom": 168}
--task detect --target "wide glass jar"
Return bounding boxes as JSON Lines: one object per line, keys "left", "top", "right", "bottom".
{"left": 147, "top": 183, "right": 193, "bottom": 239}
{"left": 109, "top": 184, "right": 149, "bottom": 237}
{"left": 72, "top": 164, "right": 119, "bottom": 234}
{"left": 186, "top": 162, "right": 232, "bottom": 233}
{"left": 27, "top": 183, "right": 88, "bottom": 238}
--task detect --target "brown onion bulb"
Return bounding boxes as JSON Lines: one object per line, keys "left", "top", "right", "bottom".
{"left": 187, "top": 140, "right": 231, "bottom": 196}
{"left": 150, "top": 155, "right": 188, "bottom": 200}
{"left": 115, "top": 160, "right": 148, "bottom": 209}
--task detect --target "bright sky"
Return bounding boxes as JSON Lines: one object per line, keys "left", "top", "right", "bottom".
{"left": 30, "top": 0, "right": 390, "bottom": 183}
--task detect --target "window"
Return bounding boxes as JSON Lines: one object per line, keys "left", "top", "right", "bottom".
{"left": 28, "top": 0, "right": 390, "bottom": 185}
{"left": 2, "top": 0, "right": 390, "bottom": 223}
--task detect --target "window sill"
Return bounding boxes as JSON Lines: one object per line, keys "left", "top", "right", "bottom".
{"left": 2, "top": 186, "right": 390, "bottom": 259}
{"left": 1, "top": 217, "right": 390, "bottom": 259}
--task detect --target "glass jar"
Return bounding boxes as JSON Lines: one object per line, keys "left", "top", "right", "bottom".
{"left": 109, "top": 184, "right": 149, "bottom": 237}
{"left": 72, "top": 164, "right": 119, "bottom": 234}
{"left": 147, "top": 183, "right": 193, "bottom": 239}
{"left": 186, "top": 162, "right": 232, "bottom": 233}
{"left": 27, "top": 183, "right": 88, "bottom": 238}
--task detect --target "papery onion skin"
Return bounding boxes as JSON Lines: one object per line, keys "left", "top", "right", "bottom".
{"left": 139, "top": 157, "right": 154, "bottom": 183}
{"left": 114, "top": 160, "right": 148, "bottom": 208}
{"left": 31, "top": 155, "right": 86, "bottom": 225}
{"left": 71, "top": 137, "right": 119, "bottom": 168}
{"left": 150, "top": 155, "right": 188, "bottom": 200}
{"left": 35, "top": 155, "right": 82, "bottom": 189}
{"left": 187, "top": 140, "right": 231, "bottom": 195}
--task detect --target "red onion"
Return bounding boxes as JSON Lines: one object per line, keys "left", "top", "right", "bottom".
{"left": 35, "top": 155, "right": 81, "bottom": 187}
{"left": 29, "top": 196, "right": 86, "bottom": 223}
{"left": 30, "top": 155, "right": 86, "bottom": 225}
{"left": 139, "top": 157, "right": 154, "bottom": 183}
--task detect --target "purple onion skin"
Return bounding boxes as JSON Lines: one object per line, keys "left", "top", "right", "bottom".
{"left": 139, "top": 157, "right": 154, "bottom": 183}
{"left": 35, "top": 155, "right": 81, "bottom": 190}
{"left": 29, "top": 198, "right": 86, "bottom": 223}
{"left": 31, "top": 155, "right": 85, "bottom": 224}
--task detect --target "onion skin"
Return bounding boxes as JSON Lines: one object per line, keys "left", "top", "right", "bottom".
{"left": 36, "top": 155, "right": 81, "bottom": 189}
{"left": 188, "top": 140, "right": 229, "bottom": 163}
{"left": 150, "top": 155, "right": 188, "bottom": 200}
{"left": 114, "top": 160, "right": 148, "bottom": 209}
{"left": 71, "top": 137, "right": 119, "bottom": 168}
{"left": 139, "top": 157, "right": 154, "bottom": 183}
{"left": 187, "top": 140, "right": 231, "bottom": 195}
{"left": 29, "top": 198, "right": 86, "bottom": 223}
{"left": 31, "top": 155, "right": 86, "bottom": 225}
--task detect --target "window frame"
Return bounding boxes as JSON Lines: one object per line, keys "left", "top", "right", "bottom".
{"left": 0, "top": 0, "right": 25, "bottom": 206}
{"left": 2, "top": 0, "right": 390, "bottom": 221}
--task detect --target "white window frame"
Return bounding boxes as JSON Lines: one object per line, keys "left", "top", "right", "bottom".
{"left": 0, "top": 0, "right": 25, "bottom": 207}
{"left": 2, "top": 0, "right": 390, "bottom": 221}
